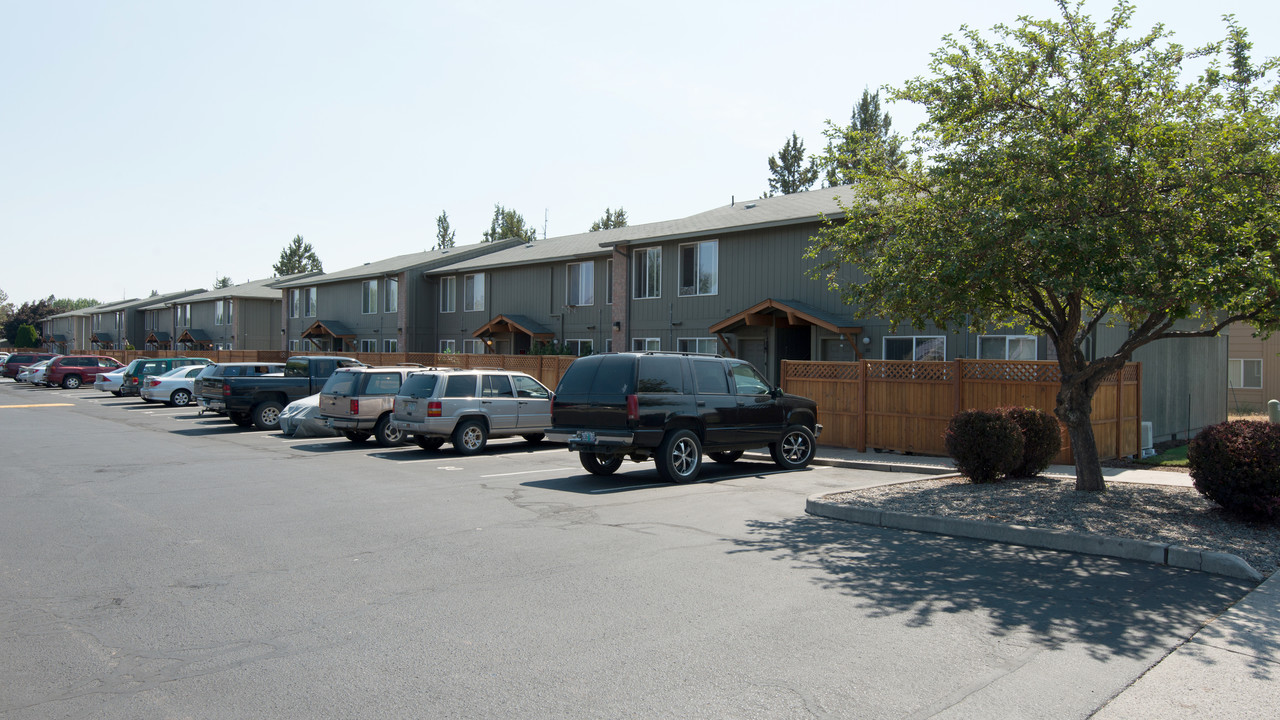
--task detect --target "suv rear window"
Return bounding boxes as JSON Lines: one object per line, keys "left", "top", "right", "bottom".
{"left": 401, "top": 374, "right": 439, "bottom": 399}
{"left": 555, "top": 355, "right": 635, "bottom": 396}
{"left": 322, "top": 372, "right": 360, "bottom": 396}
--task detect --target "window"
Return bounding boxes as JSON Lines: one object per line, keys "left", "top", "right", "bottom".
{"left": 1229, "top": 359, "right": 1263, "bottom": 389}
{"left": 360, "top": 339, "right": 377, "bottom": 352}
{"left": 214, "top": 299, "right": 233, "bottom": 326}
{"left": 362, "top": 280, "right": 378, "bottom": 315}
{"left": 304, "top": 288, "right": 317, "bottom": 317}
{"left": 691, "top": 359, "right": 730, "bottom": 394}
{"left": 568, "top": 261, "right": 594, "bottom": 306}
{"left": 632, "top": 337, "right": 660, "bottom": 352}
{"left": 679, "top": 240, "right": 718, "bottom": 296}
{"left": 606, "top": 259, "right": 613, "bottom": 305}
{"left": 565, "top": 339, "right": 593, "bottom": 356}
{"left": 637, "top": 356, "right": 683, "bottom": 393}
{"left": 288, "top": 339, "right": 299, "bottom": 351}
{"left": 464, "top": 273, "right": 484, "bottom": 312}
{"left": 677, "top": 337, "right": 718, "bottom": 355}
{"left": 482, "top": 374, "right": 514, "bottom": 398}
{"left": 289, "top": 289, "right": 300, "bottom": 318}
{"left": 462, "top": 338, "right": 485, "bottom": 354}
{"left": 385, "top": 277, "right": 398, "bottom": 313}
{"left": 633, "top": 247, "right": 661, "bottom": 299}
{"left": 513, "top": 375, "right": 550, "bottom": 399}
{"left": 383, "top": 339, "right": 398, "bottom": 352}
{"left": 884, "top": 336, "right": 945, "bottom": 361}
{"left": 439, "top": 339, "right": 457, "bottom": 353}
{"left": 93, "top": 314, "right": 100, "bottom": 331}
{"left": 444, "top": 374, "right": 476, "bottom": 397}
{"left": 226, "top": 300, "right": 233, "bottom": 328}
{"left": 731, "top": 363, "right": 771, "bottom": 395}
{"left": 366, "top": 373, "right": 404, "bottom": 395}
{"left": 440, "top": 276, "right": 456, "bottom": 313}
{"left": 604, "top": 338, "right": 613, "bottom": 353}
{"left": 175, "top": 305, "right": 189, "bottom": 327}
{"left": 978, "top": 335, "right": 1037, "bottom": 360}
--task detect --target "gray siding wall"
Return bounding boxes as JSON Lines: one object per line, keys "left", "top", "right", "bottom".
{"left": 238, "top": 299, "right": 281, "bottom": 350}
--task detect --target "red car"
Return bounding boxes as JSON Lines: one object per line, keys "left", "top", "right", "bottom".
{"left": 44, "top": 355, "right": 125, "bottom": 389}
{"left": 3, "top": 352, "right": 59, "bottom": 380}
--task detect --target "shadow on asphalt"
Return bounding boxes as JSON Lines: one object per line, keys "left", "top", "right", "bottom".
{"left": 523, "top": 460, "right": 810, "bottom": 494}
{"left": 726, "top": 514, "right": 1261, "bottom": 673}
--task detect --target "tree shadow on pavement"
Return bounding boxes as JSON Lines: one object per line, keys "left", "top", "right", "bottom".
{"left": 728, "top": 516, "right": 1266, "bottom": 676}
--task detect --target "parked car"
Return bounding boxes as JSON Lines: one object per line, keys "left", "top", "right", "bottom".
{"left": 139, "top": 364, "right": 208, "bottom": 406}
{"left": 193, "top": 362, "right": 287, "bottom": 415}
{"left": 319, "top": 366, "right": 423, "bottom": 446}
{"left": 201, "top": 356, "right": 363, "bottom": 430}
{"left": 20, "top": 359, "right": 55, "bottom": 386}
{"left": 546, "top": 351, "right": 821, "bottom": 483}
{"left": 3, "top": 352, "right": 59, "bottom": 380}
{"left": 390, "top": 367, "right": 553, "bottom": 454}
{"left": 95, "top": 367, "right": 128, "bottom": 396}
{"left": 44, "top": 355, "right": 124, "bottom": 389}
{"left": 279, "top": 393, "right": 338, "bottom": 438}
{"left": 120, "top": 357, "right": 211, "bottom": 398}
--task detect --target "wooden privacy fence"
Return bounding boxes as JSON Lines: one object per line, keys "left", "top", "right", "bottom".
{"left": 781, "top": 359, "right": 1142, "bottom": 464}
{"left": 77, "top": 349, "right": 578, "bottom": 392}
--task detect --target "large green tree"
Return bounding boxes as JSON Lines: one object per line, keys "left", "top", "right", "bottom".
{"left": 274, "top": 235, "right": 323, "bottom": 275}
{"left": 435, "top": 210, "right": 457, "bottom": 250}
{"left": 808, "top": 0, "right": 1280, "bottom": 491}
{"left": 3, "top": 297, "right": 54, "bottom": 347}
{"left": 482, "top": 204, "right": 537, "bottom": 243}
{"left": 766, "top": 132, "right": 819, "bottom": 196}
{"left": 214, "top": 276, "right": 233, "bottom": 289}
{"left": 820, "top": 88, "right": 905, "bottom": 186}
{"left": 590, "top": 207, "right": 629, "bottom": 231}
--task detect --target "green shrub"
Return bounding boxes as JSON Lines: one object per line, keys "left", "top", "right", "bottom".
{"left": 945, "top": 410, "right": 1023, "bottom": 483}
{"left": 1188, "top": 420, "right": 1280, "bottom": 522}
{"left": 998, "top": 406, "right": 1062, "bottom": 477}
{"left": 15, "top": 324, "right": 39, "bottom": 349}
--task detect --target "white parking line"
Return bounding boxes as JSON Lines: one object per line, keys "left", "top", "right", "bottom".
{"left": 480, "top": 468, "right": 574, "bottom": 478}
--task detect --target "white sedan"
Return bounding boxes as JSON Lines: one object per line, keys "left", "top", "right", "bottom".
{"left": 139, "top": 364, "right": 206, "bottom": 406}
{"left": 95, "top": 367, "right": 128, "bottom": 396}
{"left": 18, "top": 360, "right": 53, "bottom": 385}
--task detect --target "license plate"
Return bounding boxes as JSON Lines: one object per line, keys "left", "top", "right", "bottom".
{"left": 574, "top": 431, "right": 596, "bottom": 444}
{"left": 405, "top": 402, "right": 416, "bottom": 413}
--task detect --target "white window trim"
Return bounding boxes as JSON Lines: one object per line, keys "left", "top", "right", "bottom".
{"left": 361, "top": 280, "right": 378, "bottom": 315}
{"left": 360, "top": 338, "right": 377, "bottom": 352}
{"left": 632, "top": 337, "right": 661, "bottom": 352}
{"left": 383, "top": 338, "right": 398, "bottom": 352}
{"left": 305, "top": 287, "right": 317, "bottom": 318}
{"left": 567, "top": 261, "right": 595, "bottom": 307}
{"left": 463, "top": 273, "right": 485, "bottom": 313}
{"left": 566, "top": 339, "right": 594, "bottom": 357}
{"left": 632, "top": 246, "right": 661, "bottom": 300}
{"left": 439, "top": 339, "right": 457, "bottom": 353}
{"left": 678, "top": 239, "right": 718, "bottom": 297}
{"left": 385, "top": 277, "right": 398, "bottom": 314}
{"left": 289, "top": 289, "right": 300, "bottom": 318}
{"left": 977, "top": 334, "right": 1037, "bottom": 360}
{"left": 884, "top": 335, "right": 946, "bottom": 361}
{"left": 677, "top": 337, "right": 718, "bottom": 355}
{"left": 1229, "top": 358, "right": 1263, "bottom": 389}
{"left": 440, "top": 276, "right": 457, "bottom": 313}
{"left": 462, "top": 338, "right": 485, "bottom": 354}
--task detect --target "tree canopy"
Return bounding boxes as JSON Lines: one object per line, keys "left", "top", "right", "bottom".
{"left": 482, "top": 204, "right": 537, "bottom": 243}
{"left": 819, "top": 88, "right": 904, "bottom": 186}
{"left": 435, "top": 211, "right": 457, "bottom": 250}
{"left": 808, "top": 0, "right": 1280, "bottom": 491}
{"left": 2, "top": 296, "right": 54, "bottom": 347}
{"left": 766, "top": 132, "right": 819, "bottom": 196}
{"left": 590, "top": 207, "right": 629, "bottom": 231}
{"left": 214, "top": 276, "right": 233, "bottom": 289}
{"left": 274, "top": 235, "right": 323, "bottom": 275}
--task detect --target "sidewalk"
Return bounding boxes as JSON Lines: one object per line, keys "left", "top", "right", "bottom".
{"left": 798, "top": 445, "right": 1278, "bottom": 719}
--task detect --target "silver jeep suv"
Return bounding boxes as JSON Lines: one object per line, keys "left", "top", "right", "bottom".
{"left": 319, "top": 366, "right": 422, "bottom": 446}
{"left": 390, "top": 367, "right": 553, "bottom": 454}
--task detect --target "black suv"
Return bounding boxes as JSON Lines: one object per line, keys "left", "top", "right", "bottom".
{"left": 546, "top": 352, "right": 821, "bottom": 483}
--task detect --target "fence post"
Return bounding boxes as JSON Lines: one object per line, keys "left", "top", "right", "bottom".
{"left": 953, "top": 359, "right": 963, "bottom": 415}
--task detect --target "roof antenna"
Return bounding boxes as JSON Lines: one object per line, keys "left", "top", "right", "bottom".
{"left": 731, "top": 195, "right": 735, "bottom": 207}
{"left": 543, "top": 209, "right": 548, "bottom": 240}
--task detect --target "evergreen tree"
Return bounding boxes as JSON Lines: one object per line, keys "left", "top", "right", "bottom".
{"left": 435, "top": 211, "right": 456, "bottom": 250}
{"left": 214, "top": 276, "right": 233, "bottom": 289}
{"left": 15, "top": 324, "right": 39, "bottom": 349}
{"left": 765, "top": 132, "right": 819, "bottom": 195}
{"left": 820, "top": 88, "right": 905, "bottom": 186}
{"left": 274, "top": 235, "right": 324, "bottom": 275}
{"left": 481, "top": 205, "right": 537, "bottom": 243}
{"left": 3, "top": 297, "right": 53, "bottom": 346}
{"left": 590, "top": 208, "right": 629, "bottom": 231}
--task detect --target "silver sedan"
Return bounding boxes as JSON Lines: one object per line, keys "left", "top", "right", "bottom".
{"left": 139, "top": 365, "right": 206, "bottom": 406}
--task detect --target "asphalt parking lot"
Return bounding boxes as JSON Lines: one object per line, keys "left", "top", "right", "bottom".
{"left": 0, "top": 380, "right": 1252, "bottom": 719}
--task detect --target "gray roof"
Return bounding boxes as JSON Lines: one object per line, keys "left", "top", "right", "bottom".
{"left": 104, "top": 289, "right": 208, "bottom": 314}
{"left": 431, "top": 186, "right": 856, "bottom": 274}
{"left": 275, "top": 238, "right": 525, "bottom": 289}
{"left": 158, "top": 272, "right": 319, "bottom": 306}
{"left": 45, "top": 298, "right": 141, "bottom": 321}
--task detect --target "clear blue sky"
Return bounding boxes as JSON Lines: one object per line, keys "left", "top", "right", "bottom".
{"left": 3, "top": 0, "right": 1276, "bottom": 306}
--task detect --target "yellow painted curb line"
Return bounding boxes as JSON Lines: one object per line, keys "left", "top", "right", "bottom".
{"left": 0, "top": 403, "right": 75, "bottom": 409}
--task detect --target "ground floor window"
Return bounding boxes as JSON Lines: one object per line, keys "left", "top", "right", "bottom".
{"left": 978, "top": 335, "right": 1037, "bottom": 360}
{"left": 566, "top": 339, "right": 593, "bottom": 356}
{"left": 384, "top": 339, "right": 398, "bottom": 353}
{"left": 360, "top": 339, "right": 377, "bottom": 352}
{"left": 440, "top": 339, "right": 457, "bottom": 353}
{"left": 632, "top": 337, "right": 660, "bottom": 352}
{"left": 884, "top": 336, "right": 945, "bottom": 361}
{"left": 463, "top": 339, "right": 485, "bottom": 354}
{"left": 1229, "top": 358, "right": 1263, "bottom": 389}
{"left": 288, "top": 340, "right": 298, "bottom": 351}
{"left": 677, "top": 337, "right": 717, "bottom": 355}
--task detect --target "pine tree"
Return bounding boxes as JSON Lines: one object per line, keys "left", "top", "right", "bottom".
{"left": 481, "top": 205, "right": 537, "bottom": 243}
{"left": 820, "top": 88, "right": 905, "bottom": 186}
{"left": 214, "top": 276, "right": 233, "bottom": 289}
{"left": 765, "top": 132, "right": 819, "bottom": 195}
{"left": 590, "top": 208, "right": 629, "bottom": 231}
{"left": 274, "top": 235, "right": 324, "bottom": 275}
{"left": 435, "top": 211, "right": 456, "bottom": 250}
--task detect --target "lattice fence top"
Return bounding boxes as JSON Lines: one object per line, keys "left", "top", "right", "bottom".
{"left": 864, "top": 361, "right": 954, "bottom": 381}
{"left": 785, "top": 359, "right": 1138, "bottom": 385}
{"left": 782, "top": 361, "right": 861, "bottom": 381}
{"left": 961, "top": 360, "right": 1061, "bottom": 383}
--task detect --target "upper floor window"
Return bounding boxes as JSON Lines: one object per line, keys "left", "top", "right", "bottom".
{"left": 568, "top": 261, "right": 594, "bottom": 306}
{"left": 978, "top": 335, "right": 1036, "bottom": 361}
{"left": 440, "top": 276, "right": 457, "bottom": 313}
{"left": 679, "top": 240, "right": 718, "bottom": 296}
{"left": 1229, "top": 358, "right": 1263, "bottom": 389}
{"left": 885, "top": 336, "right": 945, "bottom": 361}
{"left": 633, "top": 247, "right": 661, "bottom": 299}
{"left": 362, "top": 280, "right": 378, "bottom": 315}
{"left": 304, "top": 287, "right": 317, "bottom": 317}
{"left": 175, "top": 305, "right": 189, "bottom": 327}
{"left": 289, "top": 289, "right": 300, "bottom": 318}
{"left": 214, "top": 299, "right": 233, "bottom": 326}
{"left": 385, "top": 277, "right": 398, "bottom": 313}
{"left": 464, "top": 273, "right": 484, "bottom": 312}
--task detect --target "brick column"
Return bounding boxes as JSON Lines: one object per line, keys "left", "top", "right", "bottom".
{"left": 611, "top": 246, "right": 629, "bottom": 350}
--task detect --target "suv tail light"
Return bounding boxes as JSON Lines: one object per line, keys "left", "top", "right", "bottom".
{"left": 428, "top": 401, "right": 442, "bottom": 418}
{"left": 223, "top": 383, "right": 232, "bottom": 396}
{"left": 626, "top": 394, "right": 639, "bottom": 421}
{"left": 128, "top": 377, "right": 139, "bottom": 386}
{"left": 349, "top": 398, "right": 359, "bottom": 415}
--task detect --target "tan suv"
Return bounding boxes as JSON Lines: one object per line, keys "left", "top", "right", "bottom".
{"left": 390, "top": 367, "right": 553, "bottom": 454}
{"left": 319, "top": 366, "right": 422, "bottom": 446}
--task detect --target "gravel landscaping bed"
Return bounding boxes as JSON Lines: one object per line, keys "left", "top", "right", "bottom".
{"left": 825, "top": 474, "right": 1280, "bottom": 577}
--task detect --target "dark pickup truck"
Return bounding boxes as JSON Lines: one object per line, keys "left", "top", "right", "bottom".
{"left": 200, "top": 355, "right": 364, "bottom": 430}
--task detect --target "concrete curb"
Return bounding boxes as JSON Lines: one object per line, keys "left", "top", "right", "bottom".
{"left": 744, "top": 451, "right": 957, "bottom": 477}
{"left": 806, "top": 495, "right": 1264, "bottom": 582}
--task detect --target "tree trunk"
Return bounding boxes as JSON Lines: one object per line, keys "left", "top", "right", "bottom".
{"left": 1057, "top": 378, "right": 1107, "bottom": 492}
